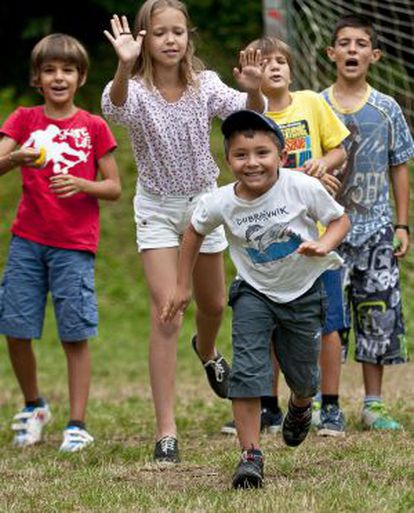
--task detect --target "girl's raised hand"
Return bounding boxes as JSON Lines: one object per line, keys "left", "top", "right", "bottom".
{"left": 104, "top": 15, "right": 146, "bottom": 68}
{"left": 233, "top": 48, "right": 264, "bottom": 93}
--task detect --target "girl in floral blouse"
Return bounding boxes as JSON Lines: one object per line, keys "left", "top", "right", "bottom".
{"left": 102, "top": 0, "right": 264, "bottom": 464}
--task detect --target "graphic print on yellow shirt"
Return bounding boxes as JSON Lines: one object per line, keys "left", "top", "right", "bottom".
{"left": 282, "top": 119, "right": 312, "bottom": 168}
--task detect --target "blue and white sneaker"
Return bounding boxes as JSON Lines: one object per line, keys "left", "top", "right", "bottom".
{"left": 362, "top": 401, "right": 402, "bottom": 431}
{"left": 12, "top": 403, "right": 52, "bottom": 447}
{"left": 317, "top": 404, "right": 346, "bottom": 438}
{"left": 59, "top": 426, "right": 94, "bottom": 453}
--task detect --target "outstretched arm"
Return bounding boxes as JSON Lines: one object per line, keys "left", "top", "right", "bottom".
{"left": 297, "top": 213, "right": 350, "bottom": 256}
{"left": 161, "top": 225, "right": 205, "bottom": 322}
{"left": 233, "top": 48, "right": 265, "bottom": 113}
{"left": 104, "top": 14, "right": 146, "bottom": 106}
{"left": 49, "top": 152, "right": 121, "bottom": 201}
{"left": 390, "top": 162, "right": 410, "bottom": 257}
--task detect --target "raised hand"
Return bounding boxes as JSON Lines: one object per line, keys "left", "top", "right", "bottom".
{"left": 233, "top": 48, "right": 265, "bottom": 93}
{"left": 104, "top": 14, "right": 146, "bottom": 69}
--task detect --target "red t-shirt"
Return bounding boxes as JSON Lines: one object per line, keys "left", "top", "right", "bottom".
{"left": 1, "top": 106, "right": 117, "bottom": 253}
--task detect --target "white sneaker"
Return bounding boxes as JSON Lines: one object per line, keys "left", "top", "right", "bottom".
{"left": 59, "top": 426, "right": 94, "bottom": 453}
{"left": 12, "top": 404, "right": 52, "bottom": 447}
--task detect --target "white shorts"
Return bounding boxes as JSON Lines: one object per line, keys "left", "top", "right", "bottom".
{"left": 133, "top": 186, "right": 228, "bottom": 253}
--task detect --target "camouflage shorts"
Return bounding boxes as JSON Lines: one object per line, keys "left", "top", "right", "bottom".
{"left": 339, "top": 224, "right": 408, "bottom": 365}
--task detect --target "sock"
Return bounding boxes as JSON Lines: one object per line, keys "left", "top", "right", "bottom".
{"left": 261, "top": 395, "right": 280, "bottom": 414}
{"left": 67, "top": 419, "right": 86, "bottom": 430}
{"left": 290, "top": 399, "right": 311, "bottom": 412}
{"left": 25, "top": 397, "right": 45, "bottom": 410}
{"left": 313, "top": 392, "right": 322, "bottom": 403}
{"left": 364, "top": 396, "right": 382, "bottom": 408}
{"left": 322, "top": 394, "right": 339, "bottom": 407}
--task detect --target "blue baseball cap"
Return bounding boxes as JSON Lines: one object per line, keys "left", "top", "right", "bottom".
{"left": 221, "top": 110, "right": 285, "bottom": 149}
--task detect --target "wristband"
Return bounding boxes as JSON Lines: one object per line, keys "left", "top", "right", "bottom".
{"left": 394, "top": 224, "right": 410, "bottom": 235}
{"left": 9, "top": 151, "right": 17, "bottom": 164}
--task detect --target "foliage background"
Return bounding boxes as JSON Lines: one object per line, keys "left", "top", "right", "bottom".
{"left": 0, "top": 0, "right": 263, "bottom": 109}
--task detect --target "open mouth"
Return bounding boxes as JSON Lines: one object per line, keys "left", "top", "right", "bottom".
{"left": 345, "top": 58, "right": 358, "bottom": 67}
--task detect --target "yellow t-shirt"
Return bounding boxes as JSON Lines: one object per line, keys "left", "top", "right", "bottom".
{"left": 266, "top": 90, "right": 349, "bottom": 168}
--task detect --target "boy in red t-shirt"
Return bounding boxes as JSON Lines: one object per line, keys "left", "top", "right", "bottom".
{"left": 0, "top": 33, "right": 121, "bottom": 452}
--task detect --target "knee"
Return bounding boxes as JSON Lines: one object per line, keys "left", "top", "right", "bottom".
{"left": 197, "top": 297, "right": 226, "bottom": 319}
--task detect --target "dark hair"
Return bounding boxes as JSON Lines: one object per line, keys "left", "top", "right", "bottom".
{"left": 30, "top": 33, "right": 89, "bottom": 87}
{"left": 331, "top": 14, "right": 379, "bottom": 48}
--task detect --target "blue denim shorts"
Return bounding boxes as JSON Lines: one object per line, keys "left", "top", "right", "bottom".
{"left": 321, "top": 269, "right": 349, "bottom": 335}
{"left": 228, "top": 278, "right": 326, "bottom": 399}
{"left": 0, "top": 236, "right": 98, "bottom": 342}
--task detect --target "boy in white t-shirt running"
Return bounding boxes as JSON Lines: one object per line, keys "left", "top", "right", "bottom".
{"left": 161, "top": 110, "right": 350, "bottom": 489}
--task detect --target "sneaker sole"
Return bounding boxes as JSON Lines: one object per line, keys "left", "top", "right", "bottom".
{"left": 153, "top": 458, "right": 180, "bottom": 467}
{"left": 317, "top": 427, "right": 346, "bottom": 438}
{"left": 221, "top": 426, "right": 237, "bottom": 435}
{"left": 264, "top": 425, "right": 282, "bottom": 435}
{"left": 232, "top": 472, "right": 263, "bottom": 489}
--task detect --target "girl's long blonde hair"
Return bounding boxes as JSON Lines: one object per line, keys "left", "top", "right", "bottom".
{"left": 133, "top": 0, "right": 204, "bottom": 88}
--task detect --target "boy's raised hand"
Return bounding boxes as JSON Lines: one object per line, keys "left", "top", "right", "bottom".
{"left": 104, "top": 15, "right": 146, "bottom": 68}
{"left": 233, "top": 48, "right": 264, "bottom": 93}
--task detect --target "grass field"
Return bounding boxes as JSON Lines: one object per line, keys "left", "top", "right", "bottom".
{"left": 0, "top": 116, "right": 413, "bottom": 513}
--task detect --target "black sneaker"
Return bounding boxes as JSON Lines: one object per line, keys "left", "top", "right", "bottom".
{"left": 221, "top": 408, "right": 284, "bottom": 435}
{"left": 261, "top": 408, "right": 284, "bottom": 434}
{"left": 232, "top": 449, "right": 264, "bottom": 489}
{"left": 192, "top": 335, "right": 230, "bottom": 398}
{"left": 153, "top": 436, "right": 180, "bottom": 464}
{"left": 282, "top": 400, "right": 312, "bottom": 447}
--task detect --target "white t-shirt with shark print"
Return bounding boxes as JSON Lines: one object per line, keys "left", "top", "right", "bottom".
{"left": 192, "top": 168, "right": 345, "bottom": 303}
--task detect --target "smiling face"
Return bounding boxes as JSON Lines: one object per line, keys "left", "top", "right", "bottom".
{"left": 327, "top": 26, "right": 381, "bottom": 83}
{"left": 148, "top": 6, "right": 189, "bottom": 70}
{"left": 38, "top": 59, "right": 82, "bottom": 111}
{"left": 227, "top": 131, "right": 287, "bottom": 200}
{"left": 261, "top": 51, "right": 292, "bottom": 96}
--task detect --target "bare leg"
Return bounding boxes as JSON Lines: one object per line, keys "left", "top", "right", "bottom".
{"left": 141, "top": 248, "right": 182, "bottom": 440}
{"left": 7, "top": 337, "right": 39, "bottom": 402}
{"left": 320, "top": 331, "right": 342, "bottom": 394}
{"left": 61, "top": 340, "right": 91, "bottom": 422}
{"left": 192, "top": 252, "right": 225, "bottom": 361}
{"left": 233, "top": 398, "right": 261, "bottom": 449}
{"left": 362, "top": 362, "right": 383, "bottom": 397}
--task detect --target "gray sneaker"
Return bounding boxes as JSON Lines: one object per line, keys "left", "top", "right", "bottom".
{"left": 317, "top": 404, "right": 346, "bottom": 438}
{"left": 232, "top": 449, "right": 264, "bottom": 489}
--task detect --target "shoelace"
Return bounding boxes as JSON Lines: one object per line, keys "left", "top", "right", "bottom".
{"left": 205, "top": 356, "right": 225, "bottom": 382}
{"left": 241, "top": 450, "right": 263, "bottom": 464}
{"left": 160, "top": 436, "right": 176, "bottom": 454}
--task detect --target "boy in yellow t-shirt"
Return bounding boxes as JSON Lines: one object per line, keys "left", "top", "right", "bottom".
{"left": 220, "top": 37, "right": 350, "bottom": 438}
